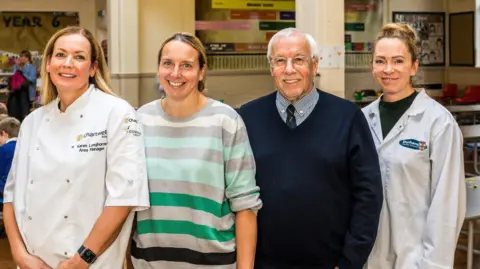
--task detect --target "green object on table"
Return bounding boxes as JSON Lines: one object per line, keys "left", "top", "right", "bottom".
{"left": 354, "top": 92, "right": 363, "bottom": 101}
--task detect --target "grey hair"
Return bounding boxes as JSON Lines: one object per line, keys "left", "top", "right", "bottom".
{"left": 266, "top": 28, "right": 318, "bottom": 60}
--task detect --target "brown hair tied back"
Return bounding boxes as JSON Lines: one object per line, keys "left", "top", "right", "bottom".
{"left": 373, "top": 23, "right": 421, "bottom": 62}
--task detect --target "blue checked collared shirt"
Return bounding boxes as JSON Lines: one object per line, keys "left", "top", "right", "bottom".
{"left": 275, "top": 88, "right": 319, "bottom": 126}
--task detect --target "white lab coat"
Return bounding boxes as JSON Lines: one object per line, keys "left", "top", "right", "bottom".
{"left": 362, "top": 90, "right": 466, "bottom": 269}
{"left": 3, "top": 85, "right": 150, "bottom": 268}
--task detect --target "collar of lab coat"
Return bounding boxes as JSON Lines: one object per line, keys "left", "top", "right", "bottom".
{"left": 366, "top": 89, "right": 428, "bottom": 121}
{"left": 53, "top": 84, "right": 95, "bottom": 115}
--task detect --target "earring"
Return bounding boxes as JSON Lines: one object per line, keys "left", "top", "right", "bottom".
{"left": 89, "top": 76, "right": 94, "bottom": 84}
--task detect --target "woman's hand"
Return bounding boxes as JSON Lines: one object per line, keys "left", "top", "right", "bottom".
{"left": 16, "top": 252, "right": 52, "bottom": 269}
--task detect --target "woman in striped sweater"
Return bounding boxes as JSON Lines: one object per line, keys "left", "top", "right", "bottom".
{"left": 130, "top": 32, "right": 263, "bottom": 269}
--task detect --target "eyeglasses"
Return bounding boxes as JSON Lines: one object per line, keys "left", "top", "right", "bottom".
{"left": 269, "top": 56, "right": 312, "bottom": 69}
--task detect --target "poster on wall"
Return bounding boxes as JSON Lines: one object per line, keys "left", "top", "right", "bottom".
{"left": 196, "top": 0, "right": 295, "bottom": 53}
{"left": 0, "top": 12, "right": 79, "bottom": 54}
{"left": 393, "top": 12, "right": 445, "bottom": 66}
{"left": 344, "top": 0, "right": 383, "bottom": 53}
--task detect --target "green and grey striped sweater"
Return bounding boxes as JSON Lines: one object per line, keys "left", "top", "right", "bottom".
{"left": 131, "top": 98, "right": 262, "bottom": 269}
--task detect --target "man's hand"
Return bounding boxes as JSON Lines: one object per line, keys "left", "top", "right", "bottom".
{"left": 55, "top": 254, "right": 88, "bottom": 269}
{"left": 16, "top": 252, "right": 52, "bottom": 269}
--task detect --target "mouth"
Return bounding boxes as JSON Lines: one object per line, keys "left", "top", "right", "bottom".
{"left": 59, "top": 73, "right": 77, "bottom": 78}
{"left": 382, "top": 78, "right": 398, "bottom": 81}
{"left": 168, "top": 81, "right": 186, "bottom": 87}
{"left": 283, "top": 79, "right": 300, "bottom": 84}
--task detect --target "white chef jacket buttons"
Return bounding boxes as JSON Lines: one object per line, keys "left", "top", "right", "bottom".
{"left": 64, "top": 215, "right": 68, "bottom": 219}
{"left": 80, "top": 114, "right": 83, "bottom": 118}
{"left": 64, "top": 252, "right": 68, "bottom": 255}
{"left": 28, "top": 216, "right": 32, "bottom": 220}
{"left": 66, "top": 179, "right": 70, "bottom": 183}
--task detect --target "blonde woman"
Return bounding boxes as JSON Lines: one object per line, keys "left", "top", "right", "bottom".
{"left": 363, "top": 23, "right": 465, "bottom": 268}
{"left": 3, "top": 26, "right": 149, "bottom": 269}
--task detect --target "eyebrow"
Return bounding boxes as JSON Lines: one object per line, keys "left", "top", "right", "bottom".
{"left": 374, "top": 55, "right": 405, "bottom": 59}
{"left": 161, "top": 57, "right": 195, "bottom": 63}
{"left": 56, "top": 48, "right": 87, "bottom": 54}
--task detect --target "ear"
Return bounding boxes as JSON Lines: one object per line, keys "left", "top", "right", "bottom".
{"left": 199, "top": 64, "right": 207, "bottom": 82}
{"left": 90, "top": 60, "right": 98, "bottom": 77}
{"left": 312, "top": 56, "right": 319, "bottom": 76}
{"left": 46, "top": 58, "right": 51, "bottom": 73}
{"left": 410, "top": 59, "right": 419, "bottom": 77}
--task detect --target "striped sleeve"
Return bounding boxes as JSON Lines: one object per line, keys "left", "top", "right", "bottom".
{"left": 224, "top": 114, "right": 262, "bottom": 213}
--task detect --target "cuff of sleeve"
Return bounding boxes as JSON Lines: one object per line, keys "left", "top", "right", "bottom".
{"left": 417, "top": 257, "right": 452, "bottom": 269}
{"left": 229, "top": 192, "right": 262, "bottom": 213}
{"left": 105, "top": 198, "right": 150, "bottom": 212}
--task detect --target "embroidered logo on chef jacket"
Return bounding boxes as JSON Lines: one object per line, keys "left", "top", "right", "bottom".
{"left": 124, "top": 116, "right": 142, "bottom": 137}
{"left": 399, "top": 139, "right": 428, "bottom": 151}
{"left": 76, "top": 129, "right": 108, "bottom": 152}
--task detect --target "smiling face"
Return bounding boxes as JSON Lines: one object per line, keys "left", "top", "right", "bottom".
{"left": 269, "top": 34, "right": 318, "bottom": 102}
{"left": 46, "top": 33, "right": 97, "bottom": 94}
{"left": 372, "top": 37, "right": 419, "bottom": 96}
{"left": 158, "top": 40, "right": 205, "bottom": 101}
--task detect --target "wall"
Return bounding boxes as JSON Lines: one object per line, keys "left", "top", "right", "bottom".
{"left": 345, "top": 0, "right": 446, "bottom": 100}
{"left": 447, "top": 0, "right": 480, "bottom": 91}
{"left": 1, "top": 0, "right": 96, "bottom": 35}
{"left": 137, "top": 0, "right": 275, "bottom": 106}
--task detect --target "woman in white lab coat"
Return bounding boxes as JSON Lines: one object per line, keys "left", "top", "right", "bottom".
{"left": 363, "top": 23, "right": 466, "bottom": 269}
{"left": 3, "top": 26, "right": 149, "bottom": 269}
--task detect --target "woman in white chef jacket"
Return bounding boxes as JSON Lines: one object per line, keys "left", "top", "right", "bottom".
{"left": 3, "top": 26, "right": 149, "bottom": 269}
{"left": 363, "top": 23, "right": 466, "bottom": 269}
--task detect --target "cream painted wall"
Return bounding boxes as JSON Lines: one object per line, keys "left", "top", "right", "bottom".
{"left": 139, "top": 0, "right": 195, "bottom": 73}
{"left": 1, "top": 0, "right": 96, "bottom": 35}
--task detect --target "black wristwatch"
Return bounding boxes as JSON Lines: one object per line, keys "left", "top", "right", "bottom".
{"left": 77, "top": 245, "right": 97, "bottom": 265}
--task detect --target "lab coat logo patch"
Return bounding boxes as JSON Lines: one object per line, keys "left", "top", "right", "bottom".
{"left": 399, "top": 139, "right": 428, "bottom": 151}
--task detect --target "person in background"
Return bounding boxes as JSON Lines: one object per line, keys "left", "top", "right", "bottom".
{"left": 14, "top": 50, "right": 37, "bottom": 107}
{"left": 239, "top": 27, "right": 383, "bottom": 269}
{"left": 3, "top": 26, "right": 149, "bottom": 269}
{"left": 363, "top": 23, "right": 466, "bottom": 269}
{"left": 131, "top": 32, "right": 262, "bottom": 269}
{"left": 0, "top": 117, "right": 19, "bottom": 206}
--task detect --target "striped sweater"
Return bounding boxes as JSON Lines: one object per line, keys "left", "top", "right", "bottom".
{"left": 131, "top": 98, "right": 262, "bottom": 269}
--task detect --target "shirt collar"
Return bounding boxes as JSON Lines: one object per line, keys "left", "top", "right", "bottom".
{"left": 276, "top": 88, "right": 318, "bottom": 115}
{"left": 5, "top": 138, "right": 17, "bottom": 144}
{"left": 54, "top": 84, "right": 95, "bottom": 114}
{"left": 367, "top": 89, "right": 428, "bottom": 120}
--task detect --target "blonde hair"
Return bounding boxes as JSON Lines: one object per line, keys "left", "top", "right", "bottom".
{"left": 373, "top": 23, "right": 421, "bottom": 62}
{"left": 40, "top": 26, "right": 114, "bottom": 105}
{"left": 157, "top": 32, "right": 207, "bottom": 92}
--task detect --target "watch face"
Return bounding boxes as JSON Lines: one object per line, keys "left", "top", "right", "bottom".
{"left": 82, "top": 249, "right": 96, "bottom": 263}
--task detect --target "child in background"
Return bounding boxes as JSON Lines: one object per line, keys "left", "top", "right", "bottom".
{"left": 0, "top": 117, "right": 20, "bottom": 206}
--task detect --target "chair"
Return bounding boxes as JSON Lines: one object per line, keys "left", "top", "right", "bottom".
{"left": 457, "top": 85, "right": 480, "bottom": 105}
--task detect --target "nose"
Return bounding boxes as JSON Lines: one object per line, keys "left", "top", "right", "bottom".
{"left": 63, "top": 55, "right": 73, "bottom": 68}
{"left": 171, "top": 65, "right": 181, "bottom": 77}
{"left": 283, "top": 59, "right": 296, "bottom": 74}
{"left": 383, "top": 62, "right": 394, "bottom": 73}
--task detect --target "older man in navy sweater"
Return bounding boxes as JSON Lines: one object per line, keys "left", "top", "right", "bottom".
{"left": 239, "top": 28, "right": 383, "bottom": 269}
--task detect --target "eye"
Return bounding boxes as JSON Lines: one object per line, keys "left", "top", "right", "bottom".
{"left": 55, "top": 52, "right": 65, "bottom": 58}
{"left": 274, "top": 58, "right": 286, "bottom": 65}
{"left": 293, "top": 57, "right": 306, "bottom": 65}
{"left": 162, "top": 60, "right": 173, "bottom": 67}
{"left": 182, "top": 63, "right": 192, "bottom": 69}
{"left": 75, "top": 55, "right": 86, "bottom": 60}
{"left": 374, "top": 59, "right": 384, "bottom": 64}
{"left": 394, "top": 59, "right": 404, "bottom": 64}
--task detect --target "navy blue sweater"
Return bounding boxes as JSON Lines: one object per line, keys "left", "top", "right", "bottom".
{"left": 239, "top": 90, "right": 383, "bottom": 269}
